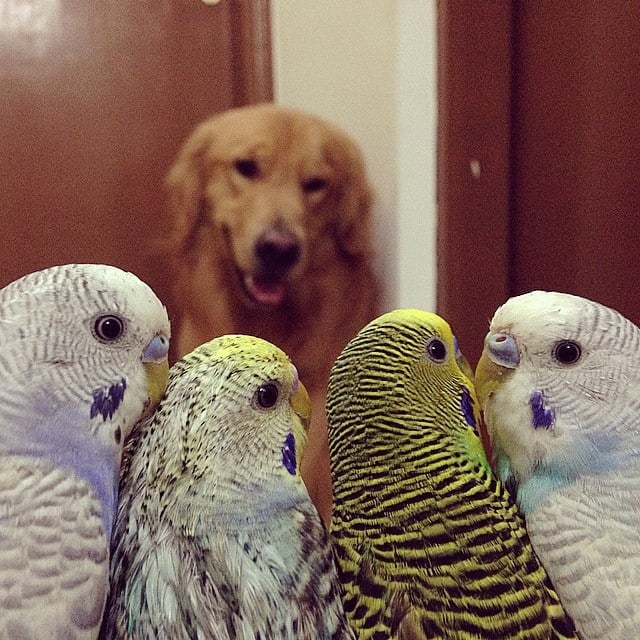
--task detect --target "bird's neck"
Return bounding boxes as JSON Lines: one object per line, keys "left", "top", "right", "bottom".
{"left": 0, "top": 403, "right": 121, "bottom": 537}
{"left": 509, "top": 432, "right": 637, "bottom": 514}
{"left": 165, "top": 474, "right": 310, "bottom": 532}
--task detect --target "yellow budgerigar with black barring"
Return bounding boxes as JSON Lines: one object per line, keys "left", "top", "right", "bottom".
{"left": 327, "top": 308, "right": 578, "bottom": 640}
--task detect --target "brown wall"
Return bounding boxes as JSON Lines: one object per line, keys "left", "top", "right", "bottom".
{"left": 438, "top": 1, "right": 640, "bottom": 366}
{"left": 511, "top": 3, "right": 640, "bottom": 312}
{"left": 0, "top": 1, "right": 272, "bottom": 315}
{"left": 437, "top": 1, "right": 512, "bottom": 366}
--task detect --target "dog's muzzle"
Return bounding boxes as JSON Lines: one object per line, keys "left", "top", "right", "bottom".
{"left": 241, "top": 227, "right": 302, "bottom": 307}
{"left": 254, "top": 228, "right": 301, "bottom": 278}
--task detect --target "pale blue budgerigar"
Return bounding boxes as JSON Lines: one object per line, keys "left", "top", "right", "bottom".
{"left": 0, "top": 264, "right": 170, "bottom": 639}
{"left": 476, "top": 290, "right": 640, "bottom": 639}
{"left": 100, "top": 334, "right": 354, "bottom": 640}
{"left": 327, "top": 309, "right": 577, "bottom": 640}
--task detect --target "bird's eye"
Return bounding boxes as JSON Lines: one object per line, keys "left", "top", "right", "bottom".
{"left": 235, "top": 158, "right": 260, "bottom": 179}
{"left": 255, "top": 382, "right": 280, "bottom": 409}
{"left": 94, "top": 315, "right": 125, "bottom": 342}
{"left": 302, "top": 176, "right": 327, "bottom": 193}
{"left": 425, "top": 337, "right": 447, "bottom": 363}
{"left": 553, "top": 340, "right": 582, "bottom": 365}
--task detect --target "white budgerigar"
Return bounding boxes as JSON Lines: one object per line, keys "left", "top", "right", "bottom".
{"left": 100, "top": 335, "right": 353, "bottom": 640}
{"left": 0, "top": 264, "right": 170, "bottom": 639}
{"left": 475, "top": 290, "right": 640, "bottom": 639}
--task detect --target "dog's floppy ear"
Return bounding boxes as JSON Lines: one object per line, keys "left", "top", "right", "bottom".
{"left": 164, "top": 119, "right": 218, "bottom": 255}
{"left": 333, "top": 138, "right": 376, "bottom": 261}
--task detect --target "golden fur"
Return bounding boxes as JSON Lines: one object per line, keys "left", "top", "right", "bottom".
{"left": 164, "top": 103, "right": 380, "bottom": 523}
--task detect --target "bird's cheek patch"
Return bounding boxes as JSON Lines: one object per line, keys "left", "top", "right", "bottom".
{"left": 460, "top": 386, "right": 477, "bottom": 429}
{"left": 91, "top": 378, "right": 127, "bottom": 421}
{"left": 282, "top": 432, "right": 297, "bottom": 475}
{"left": 529, "top": 389, "right": 555, "bottom": 429}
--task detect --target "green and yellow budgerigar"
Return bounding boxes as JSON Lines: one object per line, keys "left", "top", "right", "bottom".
{"left": 100, "top": 335, "right": 354, "bottom": 640}
{"left": 327, "top": 309, "right": 578, "bottom": 640}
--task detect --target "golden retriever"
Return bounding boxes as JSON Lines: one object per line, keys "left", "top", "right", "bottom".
{"left": 164, "top": 103, "right": 381, "bottom": 523}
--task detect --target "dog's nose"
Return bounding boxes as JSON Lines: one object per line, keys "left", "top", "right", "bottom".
{"left": 255, "top": 229, "right": 301, "bottom": 275}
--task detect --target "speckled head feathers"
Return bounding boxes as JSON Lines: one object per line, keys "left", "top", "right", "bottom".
{"left": 0, "top": 263, "right": 170, "bottom": 379}
{"left": 478, "top": 290, "right": 640, "bottom": 426}
{"left": 139, "top": 334, "right": 311, "bottom": 502}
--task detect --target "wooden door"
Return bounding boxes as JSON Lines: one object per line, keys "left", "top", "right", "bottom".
{"left": 437, "top": 1, "right": 512, "bottom": 366}
{"left": 438, "top": 1, "right": 640, "bottom": 366}
{"left": 0, "top": 0, "right": 272, "bottom": 312}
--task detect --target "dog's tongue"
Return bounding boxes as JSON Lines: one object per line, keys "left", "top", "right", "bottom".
{"left": 245, "top": 275, "right": 286, "bottom": 306}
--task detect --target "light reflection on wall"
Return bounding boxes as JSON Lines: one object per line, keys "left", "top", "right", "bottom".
{"left": 0, "top": 0, "right": 61, "bottom": 58}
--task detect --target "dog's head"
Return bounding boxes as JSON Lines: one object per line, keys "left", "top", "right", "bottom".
{"left": 165, "top": 103, "right": 374, "bottom": 309}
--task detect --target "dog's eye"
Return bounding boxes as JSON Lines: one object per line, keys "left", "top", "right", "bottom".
{"left": 302, "top": 177, "right": 327, "bottom": 193}
{"left": 235, "top": 159, "right": 260, "bottom": 179}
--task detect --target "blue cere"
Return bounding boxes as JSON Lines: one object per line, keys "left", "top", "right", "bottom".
{"left": 486, "top": 333, "right": 520, "bottom": 368}
{"left": 282, "top": 432, "right": 297, "bottom": 475}
{"left": 530, "top": 389, "right": 555, "bottom": 429}
{"left": 91, "top": 378, "right": 127, "bottom": 421}
{"left": 453, "top": 335, "right": 461, "bottom": 360}
{"left": 143, "top": 334, "right": 170, "bottom": 362}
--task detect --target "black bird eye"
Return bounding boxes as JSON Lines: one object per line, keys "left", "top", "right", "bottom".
{"left": 94, "top": 315, "right": 125, "bottom": 342}
{"left": 256, "top": 382, "right": 279, "bottom": 409}
{"left": 425, "top": 337, "right": 447, "bottom": 363}
{"left": 302, "top": 176, "right": 327, "bottom": 193}
{"left": 553, "top": 340, "right": 582, "bottom": 365}
{"left": 235, "top": 158, "right": 260, "bottom": 179}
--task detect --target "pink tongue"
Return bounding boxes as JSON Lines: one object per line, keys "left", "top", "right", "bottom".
{"left": 245, "top": 275, "right": 286, "bottom": 306}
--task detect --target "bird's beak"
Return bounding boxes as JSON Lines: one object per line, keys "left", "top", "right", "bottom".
{"left": 453, "top": 335, "right": 475, "bottom": 382}
{"left": 475, "top": 332, "right": 519, "bottom": 406}
{"left": 456, "top": 351, "right": 475, "bottom": 383}
{"left": 142, "top": 334, "right": 171, "bottom": 413}
{"left": 291, "top": 379, "right": 312, "bottom": 432}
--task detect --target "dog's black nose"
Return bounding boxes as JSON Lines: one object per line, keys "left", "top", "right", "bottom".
{"left": 255, "top": 230, "right": 301, "bottom": 276}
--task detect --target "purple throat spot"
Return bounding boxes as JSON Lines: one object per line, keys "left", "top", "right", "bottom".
{"left": 460, "top": 385, "right": 476, "bottom": 428}
{"left": 90, "top": 378, "right": 127, "bottom": 421}
{"left": 529, "top": 389, "right": 555, "bottom": 429}
{"left": 282, "top": 432, "right": 297, "bottom": 475}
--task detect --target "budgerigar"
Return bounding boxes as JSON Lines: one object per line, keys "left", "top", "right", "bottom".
{"left": 327, "top": 309, "right": 578, "bottom": 639}
{"left": 476, "top": 290, "right": 640, "bottom": 639}
{"left": 0, "top": 264, "right": 170, "bottom": 639}
{"left": 100, "top": 335, "right": 354, "bottom": 640}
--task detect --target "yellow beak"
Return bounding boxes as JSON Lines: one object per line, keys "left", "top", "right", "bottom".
{"left": 140, "top": 332, "right": 171, "bottom": 416}
{"left": 291, "top": 380, "right": 312, "bottom": 432}
{"left": 456, "top": 351, "right": 475, "bottom": 384}
{"left": 474, "top": 351, "right": 513, "bottom": 406}
{"left": 143, "top": 359, "right": 170, "bottom": 417}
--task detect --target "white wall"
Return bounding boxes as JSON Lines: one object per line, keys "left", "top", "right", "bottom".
{"left": 271, "top": 0, "right": 438, "bottom": 311}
